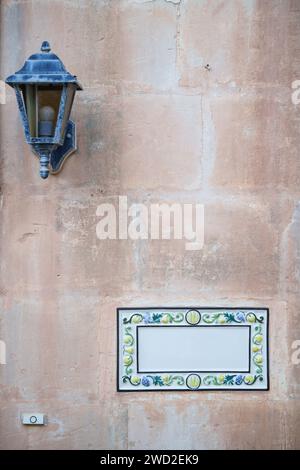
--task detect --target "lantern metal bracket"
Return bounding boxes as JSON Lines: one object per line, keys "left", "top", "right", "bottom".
{"left": 32, "top": 120, "right": 76, "bottom": 177}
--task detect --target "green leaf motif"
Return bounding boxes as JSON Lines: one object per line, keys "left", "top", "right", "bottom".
{"left": 202, "top": 313, "right": 221, "bottom": 324}
{"left": 174, "top": 376, "right": 185, "bottom": 385}
{"left": 224, "top": 375, "right": 236, "bottom": 385}
{"left": 224, "top": 313, "right": 237, "bottom": 323}
{"left": 152, "top": 376, "right": 164, "bottom": 386}
{"left": 203, "top": 376, "right": 218, "bottom": 386}
{"left": 152, "top": 313, "right": 163, "bottom": 323}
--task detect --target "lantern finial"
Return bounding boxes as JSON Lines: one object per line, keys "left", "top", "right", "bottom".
{"left": 41, "top": 41, "right": 51, "bottom": 53}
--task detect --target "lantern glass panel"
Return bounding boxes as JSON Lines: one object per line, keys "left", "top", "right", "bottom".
{"left": 60, "top": 84, "right": 76, "bottom": 137}
{"left": 21, "top": 84, "right": 37, "bottom": 137}
{"left": 21, "top": 84, "right": 63, "bottom": 138}
{"left": 37, "top": 85, "right": 62, "bottom": 137}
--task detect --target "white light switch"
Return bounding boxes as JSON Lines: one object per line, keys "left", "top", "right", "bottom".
{"left": 22, "top": 413, "right": 46, "bottom": 425}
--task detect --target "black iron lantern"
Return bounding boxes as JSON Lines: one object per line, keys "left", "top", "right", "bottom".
{"left": 6, "top": 41, "right": 82, "bottom": 179}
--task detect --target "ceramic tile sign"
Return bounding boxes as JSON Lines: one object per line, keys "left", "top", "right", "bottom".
{"left": 117, "top": 308, "right": 269, "bottom": 391}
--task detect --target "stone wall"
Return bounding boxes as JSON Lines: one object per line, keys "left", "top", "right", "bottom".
{"left": 0, "top": 0, "right": 299, "bottom": 449}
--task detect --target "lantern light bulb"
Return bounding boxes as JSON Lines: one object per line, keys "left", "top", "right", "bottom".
{"left": 39, "top": 105, "right": 55, "bottom": 121}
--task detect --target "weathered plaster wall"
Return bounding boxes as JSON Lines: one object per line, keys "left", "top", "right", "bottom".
{"left": 0, "top": 0, "right": 299, "bottom": 449}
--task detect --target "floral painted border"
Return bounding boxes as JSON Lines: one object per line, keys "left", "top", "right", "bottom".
{"left": 118, "top": 308, "right": 269, "bottom": 391}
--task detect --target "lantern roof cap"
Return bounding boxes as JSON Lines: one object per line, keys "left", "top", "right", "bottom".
{"left": 5, "top": 41, "right": 82, "bottom": 90}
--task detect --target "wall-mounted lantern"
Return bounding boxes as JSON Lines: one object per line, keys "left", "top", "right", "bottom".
{"left": 6, "top": 41, "right": 82, "bottom": 179}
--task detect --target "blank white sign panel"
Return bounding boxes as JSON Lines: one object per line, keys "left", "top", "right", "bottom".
{"left": 138, "top": 326, "right": 250, "bottom": 372}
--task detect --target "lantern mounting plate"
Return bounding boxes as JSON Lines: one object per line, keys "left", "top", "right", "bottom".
{"left": 32, "top": 120, "right": 76, "bottom": 175}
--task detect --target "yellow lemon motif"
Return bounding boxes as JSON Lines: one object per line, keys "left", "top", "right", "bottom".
{"left": 254, "top": 334, "right": 263, "bottom": 344}
{"left": 186, "top": 374, "right": 201, "bottom": 389}
{"left": 124, "top": 335, "right": 133, "bottom": 345}
{"left": 131, "top": 376, "right": 141, "bottom": 385}
{"left": 252, "top": 345, "right": 260, "bottom": 353}
{"left": 132, "top": 315, "right": 142, "bottom": 324}
{"left": 247, "top": 313, "right": 256, "bottom": 323}
{"left": 245, "top": 375, "right": 254, "bottom": 384}
{"left": 186, "top": 310, "right": 201, "bottom": 325}
{"left": 218, "top": 374, "right": 225, "bottom": 384}
{"left": 255, "top": 354, "right": 263, "bottom": 364}
{"left": 123, "top": 355, "right": 132, "bottom": 366}
{"left": 125, "top": 347, "right": 134, "bottom": 354}
{"left": 161, "top": 314, "right": 170, "bottom": 324}
{"left": 218, "top": 315, "right": 226, "bottom": 324}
